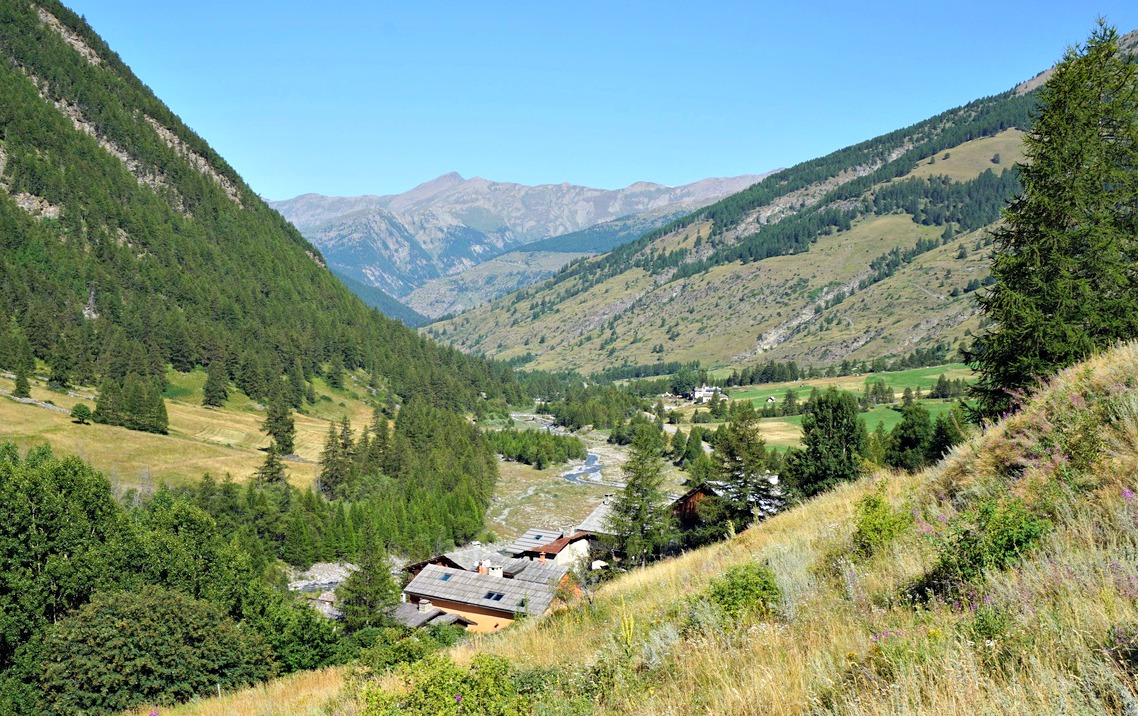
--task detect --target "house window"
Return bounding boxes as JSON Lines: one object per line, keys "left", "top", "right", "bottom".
{"left": 484, "top": 591, "right": 505, "bottom": 601}
{"left": 439, "top": 573, "right": 453, "bottom": 582}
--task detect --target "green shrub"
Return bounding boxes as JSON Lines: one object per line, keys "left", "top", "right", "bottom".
{"left": 35, "top": 587, "right": 276, "bottom": 716}
{"left": 707, "top": 562, "right": 781, "bottom": 619}
{"left": 936, "top": 497, "right": 1051, "bottom": 584}
{"left": 69, "top": 403, "right": 91, "bottom": 424}
{"left": 364, "top": 653, "right": 531, "bottom": 716}
{"left": 851, "top": 487, "right": 912, "bottom": 558}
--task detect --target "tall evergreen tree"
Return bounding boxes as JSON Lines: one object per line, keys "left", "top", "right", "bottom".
{"left": 605, "top": 424, "right": 675, "bottom": 566}
{"left": 262, "top": 401, "right": 296, "bottom": 455}
{"left": 336, "top": 521, "right": 398, "bottom": 632}
{"left": 202, "top": 359, "right": 228, "bottom": 408}
{"left": 13, "top": 368, "right": 30, "bottom": 399}
{"left": 967, "top": 23, "right": 1138, "bottom": 419}
{"left": 785, "top": 387, "right": 867, "bottom": 498}
{"left": 713, "top": 401, "right": 775, "bottom": 527}
{"left": 255, "top": 442, "right": 287, "bottom": 485}
{"left": 886, "top": 403, "right": 934, "bottom": 472}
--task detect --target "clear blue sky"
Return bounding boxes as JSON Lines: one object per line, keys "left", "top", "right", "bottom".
{"left": 64, "top": 1, "right": 1138, "bottom": 201}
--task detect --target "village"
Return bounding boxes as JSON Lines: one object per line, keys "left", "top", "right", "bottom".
{"left": 292, "top": 383, "right": 781, "bottom": 634}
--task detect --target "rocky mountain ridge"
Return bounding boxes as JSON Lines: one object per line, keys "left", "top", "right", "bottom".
{"left": 269, "top": 172, "right": 768, "bottom": 298}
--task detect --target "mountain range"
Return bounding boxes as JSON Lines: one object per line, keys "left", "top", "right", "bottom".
{"left": 269, "top": 172, "right": 768, "bottom": 314}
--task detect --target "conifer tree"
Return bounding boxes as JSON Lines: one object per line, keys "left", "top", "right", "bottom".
{"left": 13, "top": 368, "right": 30, "bottom": 399}
{"left": 262, "top": 400, "right": 295, "bottom": 455}
{"left": 255, "top": 442, "right": 287, "bottom": 485}
{"left": 968, "top": 23, "right": 1138, "bottom": 419}
{"left": 784, "top": 387, "right": 866, "bottom": 498}
{"left": 713, "top": 401, "right": 775, "bottom": 526}
{"left": 605, "top": 424, "right": 675, "bottom": 566}
{"left": 336, "top": 521, "right": 398, "bottom": 632}
{"left": 202, "top": 359, "right": 228, "bottom": 407}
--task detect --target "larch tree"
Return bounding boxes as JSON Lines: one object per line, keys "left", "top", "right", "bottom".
{"left": 967, "top": 23, "right": 1138, "bottom": 420}
{"left": 605, "top": 423, "right": 675, "bottom": 566}
{"left": 714, "top": 401, "right": 776, "bottom": 527}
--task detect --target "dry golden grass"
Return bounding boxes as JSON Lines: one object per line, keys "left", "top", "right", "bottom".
{"left": 906, "top": 129, "right": 1027, "bottom": 182}
{"left": 0, "top": 368, "right": 378, "bottom": 490}
{"left": 121, "top": 667, "right": 357, "bottom": 716}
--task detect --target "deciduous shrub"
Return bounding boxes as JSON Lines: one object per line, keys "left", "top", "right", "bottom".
{"left": 934, "top": 497, "right": 1051, "bottom": 585}
{"left": 851, "top": 487, "right": 912, "bottom": 558}
{"left": 707, "top": 562, "right": 781, "bottom": 618}
{"left": 35, "top": 587, "right": 276, "bottom": 716}
{"left": 364, "top": 653, "right": 531, "bottom": 716}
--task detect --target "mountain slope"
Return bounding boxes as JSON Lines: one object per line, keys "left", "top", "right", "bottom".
{"left": 0, "top": 0, "right": 515, "bottom": 411}
{"left": 269, "top": 173, "right": 768, "bottom": 299}
{"left": 427, "top": 98, "right": 1037, "bottom": 373}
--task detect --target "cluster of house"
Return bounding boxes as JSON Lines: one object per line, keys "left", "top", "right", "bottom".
{"left": 381, "top": 474, "right": 780, "bottom": 633}
{"left": 391, "top": 526, "right": 596, "bottom": 633}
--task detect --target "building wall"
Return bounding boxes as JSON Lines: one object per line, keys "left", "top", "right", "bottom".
{"left": 552, "top": 539, "right": 590, "bottom": 568}
{"left": 407, "top": 596, "right": 517, "bottom": 634}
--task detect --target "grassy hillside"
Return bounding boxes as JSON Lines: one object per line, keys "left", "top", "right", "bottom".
{"left": 428, "top": 342, "right": 1138, "bottom": 715}
{"left": 0, "top": 365, "right": 376, "bottom": 491}
{"left": 157, "top": 341, "right": 1138, "bottom": 715}
{"left": 425, "top": 109, "right": 1030, "bottom": 373}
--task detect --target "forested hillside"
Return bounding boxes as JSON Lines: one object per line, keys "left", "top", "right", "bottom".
{"left": 0, "top": 0, "right": 519, "bottom": 413}
{"left": 426, "top": 73, "right": 1059, "bottom": 373}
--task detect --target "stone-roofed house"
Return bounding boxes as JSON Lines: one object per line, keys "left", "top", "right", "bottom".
{"left": 500, "top": 527, "right": 564, "bottom": 557}
{"left": 390, "top": 600, "right": 475, "bottom": 630}
{"left": 577, "top": 498, "right": 616, "bottom": 538}
{"left": 403, "top": 562, "right": 568, "bottom": 633}
{"left": 517, "top": 531, "right": 592, "bottom": 569}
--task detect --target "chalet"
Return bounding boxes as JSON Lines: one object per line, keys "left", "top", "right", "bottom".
{"left": 577, "top": 498, "right": 615, "bottom": 539}
{"left": 404, "top": 543, "right": 505, "bottom": 578}
{"left": 692, "top": 385, "right": 723, "bottom": 403}
{"left": 516, "top": 531, "right": 592, "bottom": 568}
{"left": 403, "top": 560, "right": 569, "bottom": 633}
{"left": 672, "top": 475, "right": 782, "bottom": 525}
{"left": 501, "top": 527, "right": 565, "bottom": 558}
{"left": 389, "top": 600, "right": 475, "bottom": 630}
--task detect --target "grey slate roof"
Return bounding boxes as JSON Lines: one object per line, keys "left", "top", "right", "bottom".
{"left": 577, "top": 500, "right": 615, "bottom": 536}
{"left": 501, "top": 527, "right": 563, "bottom": 556}
{"left": 405, "top": 564, "right": 558, "bottom": 616}
{"left": 390, "top": 602, "right": 470, "bottom": 629}
{"left": 443, "top": 545, "right": 507, "bottom": 571}
{"left": 505, "top": 559, "right": 568, "bottom": 585}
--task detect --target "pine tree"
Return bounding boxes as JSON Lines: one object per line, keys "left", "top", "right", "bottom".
{"left": 255, "top": 442, "right": 287, "bottom": 485}
{"left": 336, "top": 521, "right": 398, "bottom": 632}
{"left": 886, "top": 403, "right": 934, "bottom": 472}
{"left": 202, "top": 359, "right": 228, "bottom": 407}
{"left": 262, "top": 400, "right": 295, "bottom": 455}
{"left": 784, "top": 387, "right": 867, "bottom": 498}
{"left": 13, "top": 368, "right": 30, "bottom": 398}
{"left": 605, "top": 424, "right": 675, "bottom": 566}
{"left": 713, "top": 401, "right": 775, "bottom": 527}
{"left": 967, "top": 23, "right": 1138, "bottom": 420}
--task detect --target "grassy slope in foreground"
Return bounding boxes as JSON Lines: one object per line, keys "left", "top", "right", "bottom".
{"left": 164, "top": 342, "right": 1138, "bottom": 715}
{"left": 439, "top": 342, "right": 1138, "bottom": 714}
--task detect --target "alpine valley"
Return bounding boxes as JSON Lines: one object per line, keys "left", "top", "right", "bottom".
{"left": 271, "top": 172, "right": 768, "bottom": 319}
{"left": 6, "top": 3, "right": 1138, "bottom": 716}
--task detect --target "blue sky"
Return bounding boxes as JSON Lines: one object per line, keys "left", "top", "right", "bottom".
{"left": 64, "top": 1, "right": 1138, "bottom": 200}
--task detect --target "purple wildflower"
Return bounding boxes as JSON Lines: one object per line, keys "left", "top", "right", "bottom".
{"left": 1123, "top": 488, "right": 1135, "bottom": 502}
